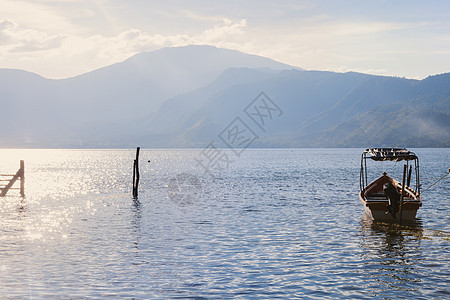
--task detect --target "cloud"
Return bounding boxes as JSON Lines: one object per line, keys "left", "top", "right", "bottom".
{"left": 0, "top": 20, "right": 15, "bottom": 43}
{"left": 70, "top": 17, "right": 247, "bottom": 61}
{"left": 328, "top": 20, "right": 410, "bottom": 36}
{"left": 200, "top": 19, "right": 246, "bottom": 42}
{"left": 0, "top": 15, "right": 439, "bottom": 79}
{"left": 0, "top": 17, "right": 249, "bottom": 78}
{"left": 0, "top": 19, "right": 67, "bottom": 52}
{"left": 1, "top": 0, "right": 449, "bottom": 80}
{"left": 181, "top": 10, "right": 228, "bottom": 23}
{"left": 0, "top": 0, "right": 79, "bottom": 34}
{"left": 333, "top": 66, "right": 390, "bottom": 77}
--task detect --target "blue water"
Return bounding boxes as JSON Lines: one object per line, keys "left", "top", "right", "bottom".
{"left": 0, "top": 148, "right": 449, "bottom": 299}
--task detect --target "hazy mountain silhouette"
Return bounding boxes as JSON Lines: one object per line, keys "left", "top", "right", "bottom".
{"left": 0, "top": 45, "right": 449, "bottom": 148}
{"left": 0, "top": 45, "right": 294, "bottom": 147}
{"left": 131, "top": 70, "right": 450, "bottom": 148}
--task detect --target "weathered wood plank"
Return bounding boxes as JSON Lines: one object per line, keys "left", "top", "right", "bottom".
{"left": 0, "top": 160, "right": 24, "bottom": 197}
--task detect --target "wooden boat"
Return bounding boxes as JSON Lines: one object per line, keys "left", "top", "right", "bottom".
{"left": 359, "top": 148, "right": 422, "bottom": 221}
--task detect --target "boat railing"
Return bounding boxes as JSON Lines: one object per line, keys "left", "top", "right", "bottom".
{"left": 360, "top": 148, "right": 420, "bottom": 196}
{"left": 395, "top": 182, "right": 421, "bottom": 200}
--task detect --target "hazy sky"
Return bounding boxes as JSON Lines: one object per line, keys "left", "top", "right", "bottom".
{"left": 1, "top": 0, "right": 449, "bottom": 79}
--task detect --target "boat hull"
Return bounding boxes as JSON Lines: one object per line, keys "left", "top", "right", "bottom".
{"left": 359, "top": 174, "right": 422, "bottom": 221}
{"left": 362, "top": 201, "right": 420, "bottom": 221}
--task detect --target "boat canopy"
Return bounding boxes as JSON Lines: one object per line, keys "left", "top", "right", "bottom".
{"left": 363, "top": 148, "right": 418, "bottom": 161}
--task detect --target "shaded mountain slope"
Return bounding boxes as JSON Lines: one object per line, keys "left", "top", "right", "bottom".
{"left": 1, "top": 46, "right": 448, "bottom": 148}
{"left": 133, "top": 71, "right": 450, "bottom": 148}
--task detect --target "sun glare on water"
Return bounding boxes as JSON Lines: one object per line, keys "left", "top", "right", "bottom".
{"left": 0, "top": 149, "right": 130, "bottom": 242}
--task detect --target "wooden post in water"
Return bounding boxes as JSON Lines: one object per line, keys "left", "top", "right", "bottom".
{"left": 132, "top": 160, "right": 136, "bottom": 195}
{"left": 399, "top": 164, "right": 407, "bottom": 224}
{"left": 132, "top": 147, "right": 140, "bottom": 198}
{"left": 19, "top": 160, "right": 24, "bottom": 197}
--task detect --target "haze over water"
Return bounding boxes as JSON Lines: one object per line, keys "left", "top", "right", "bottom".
{"left": 0, "top": 148, "right": 449, "bottom": 298}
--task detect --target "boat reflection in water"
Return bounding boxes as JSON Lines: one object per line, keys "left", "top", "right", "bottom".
{"left": 359, "top": 215, "right": 425, "bottom": 298}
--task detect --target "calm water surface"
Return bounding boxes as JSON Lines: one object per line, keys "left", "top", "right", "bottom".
{"left": 0, "top": 148, "right": 449, "bottom": 299}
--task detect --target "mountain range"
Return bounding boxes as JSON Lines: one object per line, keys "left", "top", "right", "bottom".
{"left": 1, "top": 45, "right": 449, "bottom": 148}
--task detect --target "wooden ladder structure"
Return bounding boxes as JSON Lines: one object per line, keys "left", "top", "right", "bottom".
{"left": 0, "top": 160, "right": 24, "bottom": 197}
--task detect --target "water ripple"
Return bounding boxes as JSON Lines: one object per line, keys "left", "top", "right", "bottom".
{"left": 0, "top": 148, "right": 448, "bottom": 298}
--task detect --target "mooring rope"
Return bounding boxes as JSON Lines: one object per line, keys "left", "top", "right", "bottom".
{"left": 421, "top": 168, "right": 450, "bottom": 193}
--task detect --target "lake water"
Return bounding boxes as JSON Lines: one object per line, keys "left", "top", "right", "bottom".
{"left": 0, "top": 148, "right": 449, "bottom": 299}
